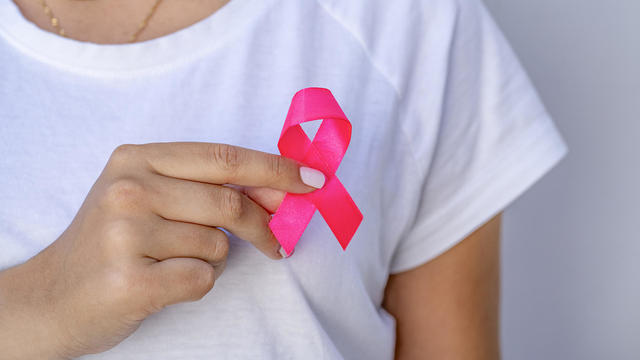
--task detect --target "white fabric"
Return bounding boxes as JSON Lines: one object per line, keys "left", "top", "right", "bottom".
{"left": 0, "top": 0, "right": 567, "bottom": 358}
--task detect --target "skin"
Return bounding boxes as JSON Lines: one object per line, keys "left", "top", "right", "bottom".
{"left": 13, "top": 0, "right": 232, "bottom": 44}
{"left": 4, "top": 1, "right": 502, "bottom": 359}
{"left": 0, "top": 143, "right": 323, "bottom": 359}
{"left": 383, "top": 215, "right": 501, "bottom": 360}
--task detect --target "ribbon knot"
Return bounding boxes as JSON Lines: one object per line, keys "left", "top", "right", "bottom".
{"left": 269, "top": 88, "right": 363, "bottom": 256}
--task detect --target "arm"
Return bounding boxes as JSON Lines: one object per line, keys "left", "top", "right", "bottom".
{"left": 383, "top": 214, "right": 502, "bottom": 360}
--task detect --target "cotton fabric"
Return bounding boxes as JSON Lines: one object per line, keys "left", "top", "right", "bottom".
{"left": 0, "top": 0, "right": 567, "bottom": 358}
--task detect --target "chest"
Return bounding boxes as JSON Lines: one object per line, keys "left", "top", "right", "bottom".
{"left": 0, "top": 61, "right": 403, "bottom": 299}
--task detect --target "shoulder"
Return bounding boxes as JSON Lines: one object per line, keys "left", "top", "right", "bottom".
{"left": 314, "top": 0, "right": 460, "bottom": 19}
{"left": 312, "top": 0, "right": 468, "bottom": 96}
{"left": 313, "top": 0, "right": 462, "bottom": 35}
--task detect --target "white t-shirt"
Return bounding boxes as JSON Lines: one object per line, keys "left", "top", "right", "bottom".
{"left": 0, "top": 0, "right": 568, "bottom": 359}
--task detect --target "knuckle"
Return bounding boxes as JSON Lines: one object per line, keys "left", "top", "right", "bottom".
{"left": 186, "top": 228, "right": 228, "bottom": 262}
{"left": 267, "top": 155, "right": 288, "bottom": 181}
{"left": 102, "top": 219, "right": 138, "bottom": 255}
{"left": 103, "top": 178, "right": 146, "bottom": 210}
{"left": 208, "top": 143, "right": 241, "bottom": 173}
{"left": 109, "top": 144, "right": 140, "bottom": 168}
{"left": 220, "top": 188, "right": 245, "bottom": 221}
{"left": 188, "top": 265, "right": 215, "bottom": 301}
{"left": 210, "top": 232, "right": 230, "bottom": 261}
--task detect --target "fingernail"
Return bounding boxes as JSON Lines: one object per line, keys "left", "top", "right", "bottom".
{"left": 278, "top": 246, "right": 288, "bottom": 258}
{"left": 300, "top": 167, "right": 325, "bottom": 189}
{"left": 278, "top": 246, "right": 294, "bottom": 258}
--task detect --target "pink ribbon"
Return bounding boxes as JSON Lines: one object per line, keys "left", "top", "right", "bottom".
{"left": 269, "top": 88, "right": 363, "bottom": 256}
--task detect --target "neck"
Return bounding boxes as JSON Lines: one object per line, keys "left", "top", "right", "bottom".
{"left": 13, "top": 0, "right": 230, "bottom": 44}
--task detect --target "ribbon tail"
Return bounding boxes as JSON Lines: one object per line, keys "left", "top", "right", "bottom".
{"left": 269, "top": 194, "right": 316, "bottom": 256}
{"left": 315, "top": 176, "right": 363, "bottom": 250}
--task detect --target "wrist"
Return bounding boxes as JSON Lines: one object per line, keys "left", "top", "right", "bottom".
{"left": 0, "top": 258, "right": 69, "bottom": 359}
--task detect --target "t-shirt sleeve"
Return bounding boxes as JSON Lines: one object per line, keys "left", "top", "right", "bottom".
{"left": 388, "top": 0, "right": 568, "bottom": 274}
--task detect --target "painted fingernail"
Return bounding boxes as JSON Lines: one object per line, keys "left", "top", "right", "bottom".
{"left": 278, "top": 246, "right": 294, "bottom": 258}
{"left": 278, "top": 246, "right": 288, "bottom": 258}
{"left": 300, "top": 167, "right": 325, "bottom": 189}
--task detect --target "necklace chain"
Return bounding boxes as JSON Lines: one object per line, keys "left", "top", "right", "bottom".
{"left": 36, "top": 0, "right": 163, "bottom": 43}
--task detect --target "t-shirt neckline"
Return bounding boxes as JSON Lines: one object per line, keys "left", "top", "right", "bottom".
{"left": 0, "top": 0, "right": 270, "bottom": 75}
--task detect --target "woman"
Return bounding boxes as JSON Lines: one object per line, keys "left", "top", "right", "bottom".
{"left": 0, "top": 0, "right": 567, "bottom": 359}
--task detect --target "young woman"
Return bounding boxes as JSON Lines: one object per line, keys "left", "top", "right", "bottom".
{"left": 0, "top": 0, "right": 567, "bottom": 359}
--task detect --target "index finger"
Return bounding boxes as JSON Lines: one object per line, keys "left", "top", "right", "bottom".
{"left": 140, "top": 142, "right": 325, "bottom": 193}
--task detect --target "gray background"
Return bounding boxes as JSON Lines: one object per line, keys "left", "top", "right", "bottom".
{"left": 482, "top": 0, "right": 640, "bottom": 359}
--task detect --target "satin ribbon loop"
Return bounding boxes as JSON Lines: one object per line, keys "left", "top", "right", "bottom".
{"left": 269, "top": 88, "right": 363, "bottom": 256}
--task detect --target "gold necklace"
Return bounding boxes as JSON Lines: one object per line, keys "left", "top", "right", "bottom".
{"left": 37, "top": 0, "right": 163, "bottom": 43}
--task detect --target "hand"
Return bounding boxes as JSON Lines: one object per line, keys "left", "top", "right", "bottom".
{"left": 0, "top": 142, "right": 324, "bottom": 359}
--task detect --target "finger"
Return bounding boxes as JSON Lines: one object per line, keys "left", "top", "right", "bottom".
{"left": 149, "top": 176, "right": 282, "bottom": 260}
{"left": 241, "top": 186, "right": 286, "bottom": 214}
{"left": 141, "top": 142, "right": 325, "bottom": 193}
{"left": 147, "top": 258, "right": 216, "bottom": 307}
{"left": 143, "top": 218, "right": 229, "bottom": 266}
